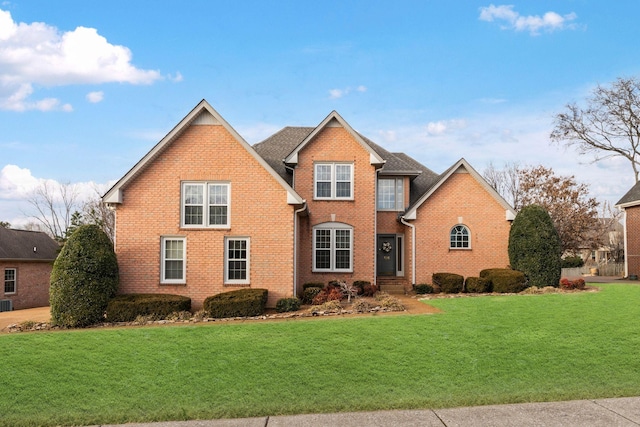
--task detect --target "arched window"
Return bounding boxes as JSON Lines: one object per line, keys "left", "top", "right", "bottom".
{"left": 450, "top": 225, "right": 470, "bottom": 249}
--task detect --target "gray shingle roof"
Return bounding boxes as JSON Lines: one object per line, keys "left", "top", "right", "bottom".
{"left": 253, "top": 126, "right": 440, "bottom": 205}
{"left": 616, "top": 181, "right": 640, "bottom": 207}
{"left": 0, "top": 228, "right": 59, "bottom": 261}
{"left": 253, "top": 127, "right": 314, "bottom": 186}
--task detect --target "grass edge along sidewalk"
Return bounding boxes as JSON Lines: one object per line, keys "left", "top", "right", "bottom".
{"left": 1, "top": 283, "right": 639, "bottom": 427}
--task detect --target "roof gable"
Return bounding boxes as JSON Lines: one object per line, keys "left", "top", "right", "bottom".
{"left": 615, "top": 180, "right": 640, "bottom": 208}
{"left": 0, "top": 228, "right": 59, "bottom": 261}
{"left": 103, "top": 100, "right": 303, "bottom": 205}
{"left": 283, "top": 111, "right": 385, "bottom": 167}
{"left": 403, "top": 158, "right": 516, "bottom": 221}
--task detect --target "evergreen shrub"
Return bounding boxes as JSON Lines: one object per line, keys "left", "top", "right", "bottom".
{"left": 509, "top": 205, "right": 562, "bottom": 288}
{"left": 203, "top": 289, "right": 268, "bottom": 318}
{"left": 432, "top": 273, "right": 464, "bottom": 293}
{"left": 275, "top": 297, "right": 301, "bottom": 313}
{"left": 465, "top": 277, "right": 491, "bottom": 293}
{"left": 414, "top": 284, "right": 434, "bottom": 294}
{"left": 106, "top": 294, "right": 191, "bottom": 322}
{"left": 50, "top": 225, "right": 119, "bottom": 328}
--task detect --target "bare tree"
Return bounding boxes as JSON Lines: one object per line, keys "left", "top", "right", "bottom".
{"left": 551, "top": 76, "right": 640, "bottom": 182}
{"left": 483, "top": 161, "right": 521, "bottom": 208}
{"left": 26, "top": 181, "right": 80, "bottom": 241}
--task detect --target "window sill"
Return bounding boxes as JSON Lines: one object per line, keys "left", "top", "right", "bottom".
{"left": 224, "top": 283, "right": 250, "bottom": 287}
{"left": 449, "top": 248, "right": 472, "bottom": 251}
{"left": 160, "top": 282, "right": 187, "bottom": 286}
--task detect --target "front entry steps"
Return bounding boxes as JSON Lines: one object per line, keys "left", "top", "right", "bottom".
{"left": 376, "top": 277, "right": 411, "bottom": 295}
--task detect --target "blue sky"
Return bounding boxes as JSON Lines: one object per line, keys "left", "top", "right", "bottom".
{"left": 1, "top": 1, "right": 639, "bottom": 226}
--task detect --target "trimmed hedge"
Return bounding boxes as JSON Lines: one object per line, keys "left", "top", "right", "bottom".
{"left": 481, "top": 268, "right": 527, "bottom": 293}
{"left": 415, "top": 284, "right": 434, "bottom": 294}
{"left": 275, "top": 297, "right": 301, "bottom": 313}
{"left": 203, "top": 289, "right": 268, "bottom": 318}
{"left": 301, "top": 287, "right": 322, "bottom": 304}
{"left": 353, "top": 280, "right": 371, "bottom": 295}
{"left": 105, "top": 294, "right": 191, "bottom": 322}
{"left": 432, "top": 273, "right": 464, "bottom": 293}
{"left": 465, "top": 277, "right": 491, "bottom": 293}
{"left": 302, "top": 282, "right": 324, "bottom": 290}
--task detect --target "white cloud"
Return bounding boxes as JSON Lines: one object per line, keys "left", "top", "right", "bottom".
{"left": 0, "top": 164, "right": 115, "bottom": 226}
{"left": 479, "top": 4, "right": 578, "bottom": 35}
{"left": 370, "top": 108, "right": 632, "bottom": 209}
{"left": 329, "top": 89, "right": 344, "bottom": 99}
{"left": 86, "top": 91, "right": 104, "bottom": 103}
{"left": 328, "top": 85, "right": 367, "bottom": 99}
{"left": 0, "top": 8, "right": 163, "bottom": 111}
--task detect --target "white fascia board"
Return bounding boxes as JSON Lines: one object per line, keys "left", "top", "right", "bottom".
{"left": 102, "top": 99, "right": 304, "bottom": 207}
{"left": 284, "top": 111, "right": 385, "bottom": 166}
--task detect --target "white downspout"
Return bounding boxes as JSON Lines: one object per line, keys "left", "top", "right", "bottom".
{"left": 400, "top": 216, "right": 416, "bottom": 286}
{"left": 293, "top": 201, "right": 307, "bottom": 297}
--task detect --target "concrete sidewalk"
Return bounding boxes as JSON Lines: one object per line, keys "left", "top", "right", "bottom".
{"left": 96, "top": 397, "right": 640, "bottom": 426}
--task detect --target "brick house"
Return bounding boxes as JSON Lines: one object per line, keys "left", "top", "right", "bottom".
{"left": 0, "top": 227, "right": 59, "bottom": 311}
{"left": 104, "top": 100, "right": 515, "bottom": 308}
{"left": 616, "top": 182, "right": 640, "bottom": 278}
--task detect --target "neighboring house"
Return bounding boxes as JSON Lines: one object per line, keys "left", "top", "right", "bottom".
{"left": 0, "top": 227, "right": 59, "bottom": 311}
{"left": 616, "top": 182, "right": 640, "bottom": 277}
{"left": 104, "top": 100, "right": 515, "bottom": 308}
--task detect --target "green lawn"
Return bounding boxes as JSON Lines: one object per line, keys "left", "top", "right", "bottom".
{"left": 1, "top": 283, "right": 640, "bottom": 427}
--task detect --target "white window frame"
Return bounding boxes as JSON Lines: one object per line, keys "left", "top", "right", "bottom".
{"left": 314, "top": 163, "right": 354, "bottom": 200}
{"left": 450, "top": 225, "right": 471, "bottom": 249}
{"left": 313, "top": 223, "right": 353, "bottom": 272}
{"left": 225, "top": 237, "right": 250, "bottom": 285}
{"left": 4, "top": 268, "right": 16, "bottom": 294}
{"left": 161, "top": 237, "right": 186, "bottom": 284}
{"left": 377, "top": 177, "right": 404, "bottom": 211}
{"left": 181, "top": 181, "right": 230, "bottom": 228}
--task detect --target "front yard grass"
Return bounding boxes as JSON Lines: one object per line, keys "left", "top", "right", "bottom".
{"left": 1, "top": 283, "right": 639, "bottom": 426}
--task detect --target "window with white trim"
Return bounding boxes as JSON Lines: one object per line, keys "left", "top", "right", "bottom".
{"left": 225, "top": 237, "right": 250, "bottom": 284}
{"left": 377, "top": 178, "right": 404, "bottom": 210}
{"left": 4, "top": 268, "right": 16, "bottom": 294}
{"left": 450, "top": 225, "right": 470, "bottom": 249}
{"left": 314, "top": 163, "right": 353, "bottom": 200}
{"left": 313, "top": 224, "right": 353, "bottom": 272}
{"left": 182, "top": 182, "right": 230, "bottom": 227}
{"left": 161, "top": 237, "right": 186, "bottom": 284}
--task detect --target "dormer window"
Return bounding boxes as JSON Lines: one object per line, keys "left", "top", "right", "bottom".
{"left": 314, "top": 163, "right": 353, "bottom": 200}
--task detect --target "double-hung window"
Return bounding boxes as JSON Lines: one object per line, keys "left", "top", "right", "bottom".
{"left": 161, "top": 237, "right": 186, "bottom": 284}
{"left": 314, "top": 163, "right": 353, "bottom": 200}
{"left": 225, "top": 237, "right": 250, "bottom": 284}
{"left": 450, "top": 225, "right": 470, "bottom": 249}
{"left": 4, "top": 268, "right": 16, "bottom": 294}
{"left": 182, "top": 182, "right": 230, "bottom": 227}
{"left": 377, "top": 178, "right": 404, "bottom": 210}
{"left": 313, "top": 224, "right": 353, "bottom": 272}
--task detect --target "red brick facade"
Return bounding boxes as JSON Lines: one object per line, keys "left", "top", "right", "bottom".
{"left": 624, "top": 206, "right": 640, "bottom": 277}
{"left": 106, "top": 101, "right": 514, "bottom": 308}
{"left": 411, "top": 170, "right": 512, "bottom": 283}
{"left": 1, "top": 262, "right": 52, "bottom": 309}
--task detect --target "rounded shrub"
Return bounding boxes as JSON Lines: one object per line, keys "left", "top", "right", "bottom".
{"left": 203, "top": 289, "right": 268, "bottom": 318}
{"left": 50, "top": 224, "right": 119, "bottom": 328}
{"left": 275, "top": 297, "right": 301, "bottom": 313}
{"left": 432, "top": 273, "right": 464, "bottom": 293}
{"left": 465, "top": 277, "right": 491, "bottom": 293}
{"left": 486, "top": 269, "right": 527, "bottom": 293}
{"left": 301, "top": 286, "right": 322, "bottom": 304}
{"left": 561, "top": 256, "right": 584, "bottom": 268}
{"left": 508, "top": 205, "right": 562, "bottom": 289}
{"left": 106, "top": 294, "right": 191, "bottom": 322}
{"left": 414, "top": 284, "right": 434, "bottom": 294}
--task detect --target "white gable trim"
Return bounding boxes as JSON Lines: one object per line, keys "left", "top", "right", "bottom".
{"left": 284, "top": 111, "right": 385, "bottom": 166}
{"left": 403, "top": 158, "right": 516, "bottom": 221}
{"left": 103, "top": 100, "right": 304, "bottom": 205}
